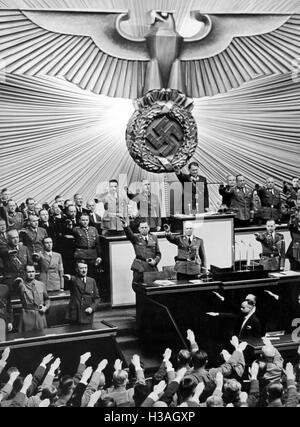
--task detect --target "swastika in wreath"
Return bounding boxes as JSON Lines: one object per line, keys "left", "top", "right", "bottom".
{"left": 146, "top": 116, "right": 183, "bottom": 158}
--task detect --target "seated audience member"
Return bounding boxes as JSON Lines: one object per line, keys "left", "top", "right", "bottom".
{"left": 0, "top": 284, "right": 13, "bottom": 340}
{"left": 255, "top": 219, "right": 285, "bottom": 271}
{"left": 218, "top": 175, "right": 236, "bottom": 210}
{"left": 0, "top": 230, "right": 32, "bottom": 292}
{"left": 19, "top": 214, "right": 48, "bottom": 258}
{"left": 23, "top": 198, "right": 36, "bottom": 223}
{"left": 286, "top": 208, "right": 300, "bottom": 271}
{"left": 227, "top": 175, "right": 254, "bottom": 227}
{"left": 104, "top": 356, "right": 146, "bottom": 407}
{"left": 37, "top": 237, "right": 64, "bottom": 293}
{"left": 64, "top": 261, "right": 100, "bottom": 325}
{"left": 6, "top": 200, "right": 24, "bottom": 231}
{"left": 256, "top": 178, "right": 282, "bottom": 224}
{"left": 72, "top": 214, "right": 102, "bottom": 280}
{"left": 0, "top": 332, "right": 299, "bottom": 407}
{"left": 15, "top": 264, "right": 50, "bottom": 333}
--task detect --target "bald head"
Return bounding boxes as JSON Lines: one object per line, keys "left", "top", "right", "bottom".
{"left": 184, "top": 222, "right": 194, "bottom": 237}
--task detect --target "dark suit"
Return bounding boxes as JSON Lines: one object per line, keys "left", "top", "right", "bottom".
{"left": 176, "top": 172, "right": 209, "bottom": 213}
{"left": 67, "top": 276, "right": 100, "bottom": 325}
{"left": 236, "top": 312, "right": 262, "bottom": 340}
{"left": 219, "top": 185, "right": 234, "bottom": 208}
{"left": 124, "top": 226, "right": 161, "bottom": 283}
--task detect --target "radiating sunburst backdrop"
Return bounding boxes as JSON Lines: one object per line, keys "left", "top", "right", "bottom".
{"left": 0, "top": 0, "right": 300, "bottom": 208}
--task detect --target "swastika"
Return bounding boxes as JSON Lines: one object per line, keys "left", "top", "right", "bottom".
{"left": 146, "top": 116, "right": 183, "bottom": 157}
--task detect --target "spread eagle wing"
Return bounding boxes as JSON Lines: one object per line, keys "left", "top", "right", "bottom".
{"left": 180, "top": 13, "right": 300, "bottom": 97}
{"left": 0, "top": 9, "right": 149, "bottom": 98}
{"left": 0, "top": 9, "right": 299, "bottom": 99}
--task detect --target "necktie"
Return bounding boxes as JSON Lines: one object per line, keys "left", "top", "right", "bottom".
{"left": 188, "top": 237, "right": 192, "bottom": 245}
{"left": 145, "top": 236, "right": 148, "bottom": 244}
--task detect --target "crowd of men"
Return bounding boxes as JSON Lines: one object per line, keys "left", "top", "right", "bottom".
{"left": 0, "top": 331, "right": 299, "bottom": 407}
{"left": 0, "top": 170, "right": 299, "bottom": 334}
{"left": 219, "top": 176, "right": 300, "bottom": 228}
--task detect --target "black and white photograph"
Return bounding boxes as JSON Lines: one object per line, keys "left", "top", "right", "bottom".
{"left": 0, "top": 0, "right": 300, "bottom": 414}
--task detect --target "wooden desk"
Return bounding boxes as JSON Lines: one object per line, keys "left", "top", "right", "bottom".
{"left": 133, "top": 273, "right": 300, "bottom": 360}
{"left": 100, "top": 234, "right": 178, "bottom": 307}
{"left": 247, "top": 335, "right": 300, "bottom": 363}
{"left": 0, "top": 321, "right": 124, "bottom": 377}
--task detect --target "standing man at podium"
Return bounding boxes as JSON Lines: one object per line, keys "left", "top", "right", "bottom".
{"left": 119, "top": 217, "right": 161, "bottom": 283}
{"left": 164, "top": 222, "right": 207, "bottom": 281}
{"left": 255, "top": 220, "right": 285, "bottom": 271}
{"left": 175, "top": 162, "right": 209, "bottom": 214}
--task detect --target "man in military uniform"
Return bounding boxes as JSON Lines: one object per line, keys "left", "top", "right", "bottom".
{"left": 15, "top": 264, "right": 50, "bottom": 333}
{"left": 227, "top": 175, "right": 254, "bottom": 227}
{"left": 6, "top": 200, "right": 24, "bottom": 231}
{"left": 165, "top": 221, "right": 207, "bottom": 281}
{"left": 0, "top": 284, "right": 13, "bottom": 341}
{"left": 127, "top": 180, "right": 162, "bottom": 232}
{"left": 256, "top": 178, "right": 282, "bottom": 224}
{"left": 72, "top": 213, "right": 102, "bottom": 279}
{"left": 19, "top": 214, "right": 48, "bottom": 257}
{"left": 119, "top": 217, "right": 161, "bottom": 283}
{"left": 255, "top": 219, "right": 285, "bottom": 271}
{"left": 0, "top": 230, "right": 32, "bottom": 295}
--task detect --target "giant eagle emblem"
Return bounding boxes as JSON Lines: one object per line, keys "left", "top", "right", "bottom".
{"left": 0, "top": 8, "right": 298, "bottom": 172}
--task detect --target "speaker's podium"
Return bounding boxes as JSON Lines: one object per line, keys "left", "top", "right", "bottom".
{"left": 170, "top": 213, "right": 235, "bottom": 269}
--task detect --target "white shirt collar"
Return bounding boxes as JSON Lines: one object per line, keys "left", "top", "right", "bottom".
{"left": 241, "top": 307, "right": 256, "bottom": 331}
